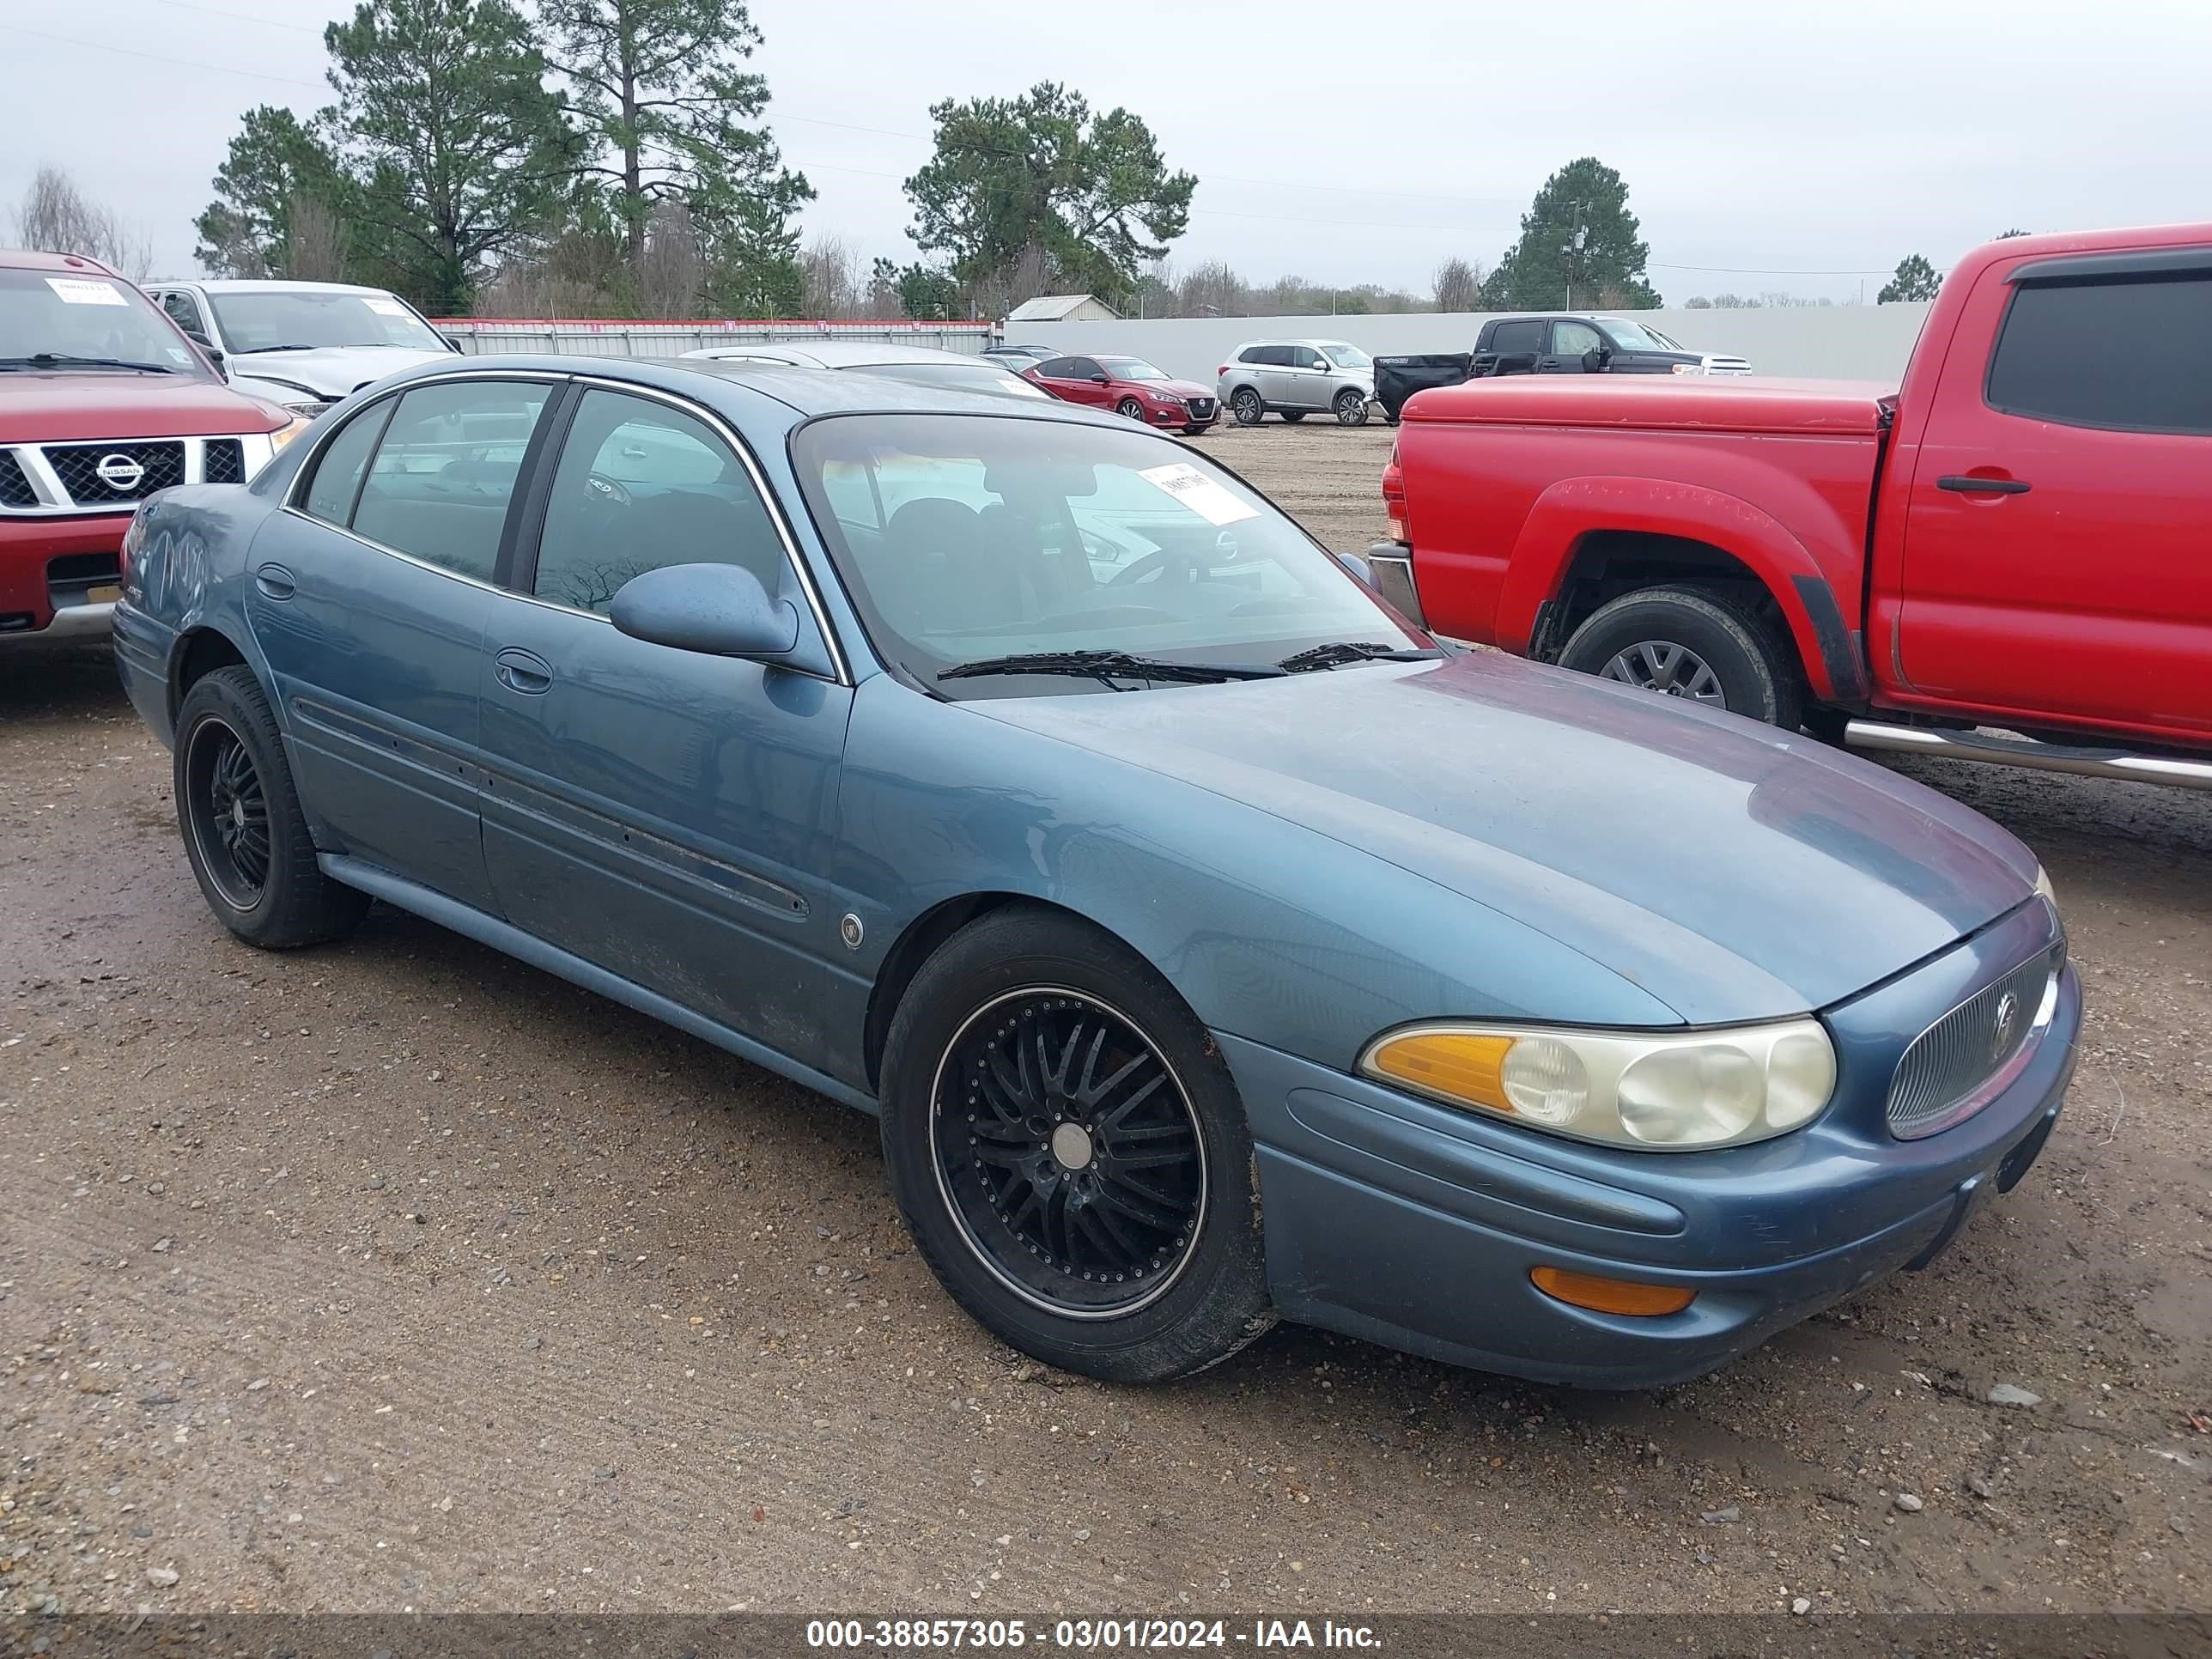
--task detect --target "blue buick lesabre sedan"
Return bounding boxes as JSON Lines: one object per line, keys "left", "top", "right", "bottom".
{"left": 112, "top": 356, "right": 2080, "bottom": 1387}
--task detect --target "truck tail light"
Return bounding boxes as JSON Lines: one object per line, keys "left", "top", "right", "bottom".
{"left": 1381, "top": 442, "right": 1408, "bottom": 544}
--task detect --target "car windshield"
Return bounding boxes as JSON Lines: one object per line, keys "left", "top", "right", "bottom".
{"left": 793, "top": 412, "right": 1423, "bottom": 696}
{"left": 1316, "top": 342, "right": 1371, "bottom": 368}
{"left": 0, "top": 268, "right": 212, "bottom": 376}
{"left": 1097, "top": 356, "right": 1170, "bottom": 381}
{"left": 209, "top": 289, "right": 447, "bottom": 353}
{"left": 844, "top": 362, "right": 1052, "bottom": 400}
{"left": 1595, "top": 317, "right": 1675, "bottom": 352}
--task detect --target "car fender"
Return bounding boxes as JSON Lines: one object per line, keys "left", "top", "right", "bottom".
{"left": 1494, "top": 476, "right": 1865, "bottom": 702}
{"left": 129, "top": 489, "right": 284, "bottom": 726}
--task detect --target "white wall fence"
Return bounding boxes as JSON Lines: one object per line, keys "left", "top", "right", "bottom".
{"left": 1015, "top": 304, "right": 1935, "bottom": 384}
{"left": 436, "top": 319, "right": 997, "bottom": 358}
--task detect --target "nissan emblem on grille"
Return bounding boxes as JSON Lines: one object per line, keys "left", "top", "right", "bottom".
{"left": 96, "top": 453, "right": 145, "bottom": 492}
{"left": 1990, "top": 990, "right": 2020, "bottom": 1061}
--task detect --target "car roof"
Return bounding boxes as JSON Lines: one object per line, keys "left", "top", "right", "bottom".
{"left": 384, "top": 352, "right": 1134, "bottom": 426}
{"left": 681, "top": 340, "right": 1002, "bottom": 369}
{"left": 0, "top": 248, "right": 121, "bottom": 276}
{"left": 149, "top": 277, "right": 400, "bottom": 297}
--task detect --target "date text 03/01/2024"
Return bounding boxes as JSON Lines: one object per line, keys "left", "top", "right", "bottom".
{"left": 804, "top": 1618, "right": 1382, "bottom": 1649}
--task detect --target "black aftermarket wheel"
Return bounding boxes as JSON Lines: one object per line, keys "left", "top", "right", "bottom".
{"left": 880, "top": 907, "right": 1273, "bottom": 1381}
{"left": 174, "top": 665, "right": 369, "bottom": 948}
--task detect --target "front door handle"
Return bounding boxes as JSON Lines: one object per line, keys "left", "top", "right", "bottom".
{"left": 1936, "top": 474, "right": 2031, "bottom": 495}
{"left": 493, "top": 646, "right": 554, "bottom": 695}
{"left": 254, "top": 563, "right": 296, "bottom": 600}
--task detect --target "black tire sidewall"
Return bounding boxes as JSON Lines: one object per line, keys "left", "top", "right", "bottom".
{"left": 1116, "top": 398, "right": 1145, "bottom": 421}
{"left": 1334, "top": 391, "right": 1368, "bottom": 425}
{"left": 1231, "top": 389, "right": 1262, "bottom": 425}
{"left": 880, "top": 908, "right": 1271, "bottom": 1382}
{"left": 1559, "top": 587, "right": 1797, "bottom": 726}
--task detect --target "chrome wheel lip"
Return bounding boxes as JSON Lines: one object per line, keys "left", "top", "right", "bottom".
{"left": 1599, "top": 639, "right": 1727, "bottom": 705}
{"left": 183, "top": 714, "right": 270, "bottom": 912}
{"left": 926, "top": 984, "right": 1208, "bottom": 1322}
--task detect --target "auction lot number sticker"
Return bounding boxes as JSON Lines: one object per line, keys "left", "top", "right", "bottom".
{"left": 808, "top": 1619, "right": 1237, "bottom": 1650}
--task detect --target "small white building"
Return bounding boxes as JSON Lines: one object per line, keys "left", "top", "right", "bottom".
{"left": 1006, "top": 293, "right": 1121, "bottom": 326}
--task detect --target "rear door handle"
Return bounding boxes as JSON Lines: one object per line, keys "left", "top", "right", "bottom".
{"left": 1936, "top": 474, "right": 2031, "bottom": 495}
{"left": 493, "top": 646, "right": 554, "bottom": 695}
{"left": 253, "top": 563, "right": 296, "bottom": 600}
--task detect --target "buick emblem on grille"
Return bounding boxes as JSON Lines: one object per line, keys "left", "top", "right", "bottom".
{"left": 95, "top": 453, "right": 146, "bottom": 491}
{"left": 1990, "top": 990, "right": 2021, "bottom": 1060}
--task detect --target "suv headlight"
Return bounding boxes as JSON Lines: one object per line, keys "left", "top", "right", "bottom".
{"left": 1360, "top": 1018, "right": 1836, "bottom": 1151}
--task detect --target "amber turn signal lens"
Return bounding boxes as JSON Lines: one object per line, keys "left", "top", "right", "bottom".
{"left": 1529, "top": 1266, "right": 1696, "bottom": 1317}
{"left": 1364, "top": 1030, "right": 1514, "bottom": 1112}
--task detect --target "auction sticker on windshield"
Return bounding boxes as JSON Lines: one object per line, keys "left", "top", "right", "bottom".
{"left": 364, "top": 296, "right": 410, "bottom": 315}
{"left": 46, "top": 278, "right": 128, "bottom": 307}
{"left": 1138, "top": 463, "right": 1259, "bottom": 527}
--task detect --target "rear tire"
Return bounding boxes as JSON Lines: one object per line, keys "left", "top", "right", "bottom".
{"left": 879, "top": 906, "right": 1274, "bottom": 1382}
{"left": 174, "top": 665, "right": 370, "bottom": 948}
{"left": 1558, "top": 585, "right": 1802, "bottom": 728}
{"left": 1231, "top": 387, "right": 1264, "bottom": 426}
{"left": 1334, "top": 389, "right": 1370, "bottom": 426}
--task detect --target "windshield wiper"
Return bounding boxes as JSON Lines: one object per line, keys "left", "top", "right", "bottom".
{"left": 939, "top": 649, "right": 1287, "bottom": 689}
{"left": 1277, "top": 641, "right": 1438, "bottom": 673}
{"left": 0, "top": 353, "right": 179, "bottom": 374}
{"left": 237, "top": 343, "right": 324, "bottom": 353}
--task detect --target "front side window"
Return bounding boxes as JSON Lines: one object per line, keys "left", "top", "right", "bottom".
{"left": 1552, "top": 320, "right": 1604, "bottom": 357}
{"left": 1986, "top": 274, "right": 2212, "bottom": 434}
{"left": 208, "top": 289, "right": 449, "bottom": 354}
{"left": 1291, "top": 346, "right": 1326, "bottom": 369}
{"left": 793, "top": 412, "right": 1425, "bottom": 697}
{"left": 0, "top": 268, "right": 214, "bottom": 379}
{"left": 531, "top": 389, "right": 787, "bottom": 614}
{"left": 160, "top": 291, "right": 208, "bottom": 336}
{"left": 349, "top": 379, "right": 552, "bottom": 580}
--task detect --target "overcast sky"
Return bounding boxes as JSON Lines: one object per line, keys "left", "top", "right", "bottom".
{"left": 3, "top": 0, "right": 2205, "bottom": 305}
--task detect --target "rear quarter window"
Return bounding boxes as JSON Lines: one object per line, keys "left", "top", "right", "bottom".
{"left": 1985, "top": 274, "right": 2212, "bottom": 434}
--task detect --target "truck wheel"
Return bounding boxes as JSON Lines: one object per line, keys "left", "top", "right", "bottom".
{"left": 1559, "top": 586, "right": 1802, "bottom": 729}
{"left": 1333, "top": 389, "right": 1370, "bottom": 426}
{"left": 1231, "top": 388, "right": 1264, "bottom": 425}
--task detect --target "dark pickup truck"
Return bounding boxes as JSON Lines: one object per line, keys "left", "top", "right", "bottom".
{"left": 1374, "top": 313, "right": 1752, "bottom": 421}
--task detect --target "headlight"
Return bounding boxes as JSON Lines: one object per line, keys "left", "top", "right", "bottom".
{"left": 1360, "top": 1018, "right": 1837, "bottom": 1151}
{"left": 267, "top": 414, "right": 314, "bottom": 455}
{"left": 2033, "top": 863, "right": 2059, "bottom": 921}
{"left": 1669, "top": 362, "right": 1704, "bottom": 375}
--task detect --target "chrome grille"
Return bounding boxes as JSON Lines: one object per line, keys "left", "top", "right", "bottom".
{"left": 46, "top": 441, "right": 185, "bottom": 504}
{"left": 1887, "top": 947, "right": 2060, "bottom": 1139}
{"left": 0, "top": 451, "right": 33, "bottom": 508}
{"left": 203, "top": 439, "right": 246, "bottom": 484}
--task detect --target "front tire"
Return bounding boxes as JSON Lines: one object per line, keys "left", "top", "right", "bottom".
{"left": 1279, "top": 410, "right": 1307, "bottom": 423}
{"left": 1334, "top": 389, "right": 1370, "bottom": 426}
{"left": 174, "top": 665, "right": 369, "bottom": 948}
{"left": 880, "top": 906, "right": 1273, "bottom": 1382}
{"left": 1116, "top": 397, "right": 1146, "bottom": 421}
{"left": 1230, "top": 387, "right": 1264, "bottom": 426}
{"left": 1558, "top": 584, "right": 1802, "bottom": 728}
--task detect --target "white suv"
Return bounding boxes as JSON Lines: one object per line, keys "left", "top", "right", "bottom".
{"left": 144, "top": 279, "right": 459, "bottom": 416}
{"left": 1216, "top": 340, "right": 1376, "bottom": 427}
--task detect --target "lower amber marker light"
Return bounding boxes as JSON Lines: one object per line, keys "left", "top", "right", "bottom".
{"left": 1529, "top": 1266, "right": 1696, "bottom": 1317}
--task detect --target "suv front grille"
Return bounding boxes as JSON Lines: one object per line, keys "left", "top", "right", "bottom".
{"left": 45, "top": 441, "right": 185, "bottom": 504}
{"left": 0, "top": 451, "right": 33, "bottom": 508}
{"left": 1886, "top": 946, "right": 2061, "bottom": 1139}
{"left": 203, "top": 439, "right": 246, "bottom": 483}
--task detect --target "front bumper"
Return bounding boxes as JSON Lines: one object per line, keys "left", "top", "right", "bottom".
{"left": 1224, "top": 901, "right": 2080, "bottom": 1387}
{"left": 1, "top": 510, "right": 131, "bottom": 640}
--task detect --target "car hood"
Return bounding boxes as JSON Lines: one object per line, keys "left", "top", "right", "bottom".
{"left": 226, "top": 345, "right": 451, "bottom": 399}
{"left": 969, "top": 653, "right": 2036, "bottom": 1023}
{"left": 0, "top": 372, "right": 284, "bottom": 441}
{"left": 1141, "top": 379, "right": 1216, "bottom": 402}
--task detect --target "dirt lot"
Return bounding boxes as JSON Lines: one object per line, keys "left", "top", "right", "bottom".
{"left": 3, "top": 420, "right": 2209, "bottom": 1620}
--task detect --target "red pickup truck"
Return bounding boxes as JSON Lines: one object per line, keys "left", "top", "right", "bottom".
{"left": 3, "top": 249, "right": 300, "bottom": 645}
{"left": 1370, "top": 222, "right": 2212, "bottom": 789}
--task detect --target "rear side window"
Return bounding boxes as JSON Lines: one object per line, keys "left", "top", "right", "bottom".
{"left": 350, "top": 380, "right": 552, "bottom": 581}
{"left": 1986, "top": 275, "right": 2212, "bottom": 433}
{"left": 1489, "top": 320, "right": 1545, "bottom": 355}
{"left": 299, "top": 399, "right": 393, "bottom": 525}
{"left": 1237, "top": 346, "right": 1267, "bottom": 364}
{"left": 1035, "top": 357, "right": 1078, "bottom": 378}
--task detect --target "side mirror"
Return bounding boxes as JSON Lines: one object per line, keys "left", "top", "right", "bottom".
{"left": 1090, "top": 373, "right": 1110, "bottom": 385}
{"left": 1332, "top": 549, "right": 1376, "bottom": 587}
{"left": 1582, "top": 348, "right": 1607, "bottom": 373}
{"left": 182, "top": 327, "right": 225, "bottom": 366}
{"left": 610, "top": 562, "right": 801, "bottom": 659}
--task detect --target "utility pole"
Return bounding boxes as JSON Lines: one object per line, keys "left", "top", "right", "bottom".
{"left": 1562, "top": 203, "right": 1588, "bottom": 311}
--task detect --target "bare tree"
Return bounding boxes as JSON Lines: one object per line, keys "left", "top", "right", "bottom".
{"left": 1431, "top": 256, "right": 1481, "bottom": 312}
{"left": 800, "top": 234, "right": 864, "bottom": 319}
{"left": 1176, "top": 260, "right": 1246, "bottom": 317}
{"left": 285, "top": 195, "right": 349, "bottom": 283}
{"left": 635, "top": 200, "right": 704, "bottom": 318}
{"left": 13, "top": 165, "right": 153, "bottom": 278}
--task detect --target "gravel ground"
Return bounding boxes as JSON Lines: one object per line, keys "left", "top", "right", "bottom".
{"left": 3, "top": 421, "right": 2208, "bottom": 1619}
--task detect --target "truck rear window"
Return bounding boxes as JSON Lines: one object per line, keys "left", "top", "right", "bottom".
{"left": 1986, "top": 274, "right": 2212, "bottom": 434}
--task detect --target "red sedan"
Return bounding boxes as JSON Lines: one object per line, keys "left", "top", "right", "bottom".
{"left": 1022, "top": 353, "right": 1219, "bottom": 434}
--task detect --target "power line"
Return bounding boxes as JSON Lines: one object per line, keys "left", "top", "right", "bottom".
{"left": 127, "top": 0, "right": 327, "bottom": 35}
{"left": 0, "top": 21, "right": 326, "bottom": 88}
